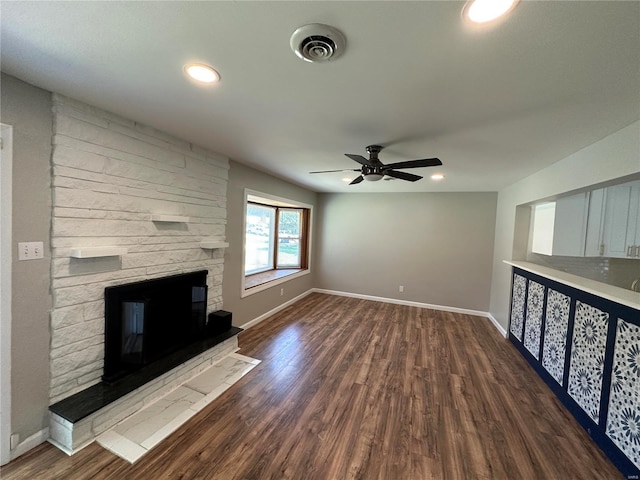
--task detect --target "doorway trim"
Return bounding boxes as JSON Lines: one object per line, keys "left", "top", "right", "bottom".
{"left": 1, "top": 123, "right": 13, "bottom": 465}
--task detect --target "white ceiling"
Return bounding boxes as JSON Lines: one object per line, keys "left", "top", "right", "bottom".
{"left": 1, "top": 1, "right": 639, "bottom": 193}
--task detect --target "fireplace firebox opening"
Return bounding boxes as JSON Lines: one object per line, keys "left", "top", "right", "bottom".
{"left": 103, "top": 270, "right": 212, "bottom": 383}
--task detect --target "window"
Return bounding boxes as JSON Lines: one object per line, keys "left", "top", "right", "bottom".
{"left": 276, "top": 209, "right": 304, "bottom": 268}
{"left": 243, "top": 190, "right": 312, "bottom": 295}
{"left": 245, "top": 203, "right": 276, "bottom": 274}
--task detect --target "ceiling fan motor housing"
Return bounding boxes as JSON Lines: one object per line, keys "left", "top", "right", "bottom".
{"left": 290, "top": 24, "right": 346, "bottom": 63}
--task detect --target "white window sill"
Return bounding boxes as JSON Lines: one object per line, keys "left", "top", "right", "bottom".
{"left": 241, "top": 269, "right": 310, "bottom": 297}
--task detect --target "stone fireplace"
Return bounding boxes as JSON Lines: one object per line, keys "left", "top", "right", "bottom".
{"left": 47, "top": 95, "right": 234, "bottom": 453}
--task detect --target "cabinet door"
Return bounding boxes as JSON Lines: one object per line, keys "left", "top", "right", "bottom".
{"left": 605, "top": 317, "right": 640, "bottom": 470}
{"left": 585, "top": 188, "right": 606, "bottom": 257}
{"left": 603, "top": 184, "right": 633, "bottom": 258}
{"left": 524, "top": 280, "right": 545, "bottom": 359}
{"left": 552, "top": 193, "right": 588, "bottom": 256}
{"left": 510, "top": 274, "right": 527, "bottom": 341}
{"left": 625, "top": 184, "right": 640, "bottom": 257}
{"left": 542, "top": 289, "right": 571, "bottom": 385}
{"left": 567, "top": 301, "right": 609, "bottom": 424}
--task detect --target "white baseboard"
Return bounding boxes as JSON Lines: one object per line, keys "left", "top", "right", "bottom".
{"left": 313, "top": 288, "right": 490, "bottom": 317}
{"left": 240, "top": 287, "right": 507, "bottom": 338}
{"left": 239, "top": 289, "right": 314, "bottom": 330}
{"left": 10, "top": 427, "right": 49, "bottom": 461}
{"left": 486, "top": 312, "right": 507, "bottom": 338}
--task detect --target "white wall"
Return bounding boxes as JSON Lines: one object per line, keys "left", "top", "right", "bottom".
{"left": 489, "top": 121, "right": 640, "bottom": 330}
{"left": 315, "top": 192, "right": 497, "bottom": 312}
{"left": 49, "top": 94, "right": 230, "bottom": 403}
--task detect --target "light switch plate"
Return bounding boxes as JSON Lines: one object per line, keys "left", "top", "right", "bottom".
{"left": 18, "top": 241, "right": 44, "bottom": 260}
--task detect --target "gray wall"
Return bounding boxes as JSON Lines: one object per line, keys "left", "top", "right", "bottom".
{"left": 489, "top": 121, "right": 640, "bottom": 331}
{"left": 315, "top": 192, "right": 497, "bottom": 312}
{"left": 222, "top": 161, "right": 317, "bottom": 326}
{"left": 1, "top": 74, "right": 52, "bottom": 443}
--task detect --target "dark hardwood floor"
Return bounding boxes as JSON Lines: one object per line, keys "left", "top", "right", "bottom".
{"left": 1, "top": 293, "right": 623, "bottom": 479}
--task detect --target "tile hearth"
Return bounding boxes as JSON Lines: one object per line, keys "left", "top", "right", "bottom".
{"left": 49, "top": 332, "right": 243, "bottom": 456}
{"left": 97, "top": 353, "right": 260, "bottom": 463}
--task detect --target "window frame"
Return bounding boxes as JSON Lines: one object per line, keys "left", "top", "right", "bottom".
{"left": 241, "top": 189, "right": 312, "bottom": 297}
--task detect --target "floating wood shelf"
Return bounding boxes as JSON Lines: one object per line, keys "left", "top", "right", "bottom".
{"left": 151, "top": 215, "right": 189, "bottom": 223}
{"left": 200, "top": 240, "right": 229, "bottom": 249}
{"left": 70, "top": 247, "right": 127, "bottom": 258}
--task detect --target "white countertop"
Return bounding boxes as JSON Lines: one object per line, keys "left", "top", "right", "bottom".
{"left": 504, "top": 260, "right": 640, "bottom": 311}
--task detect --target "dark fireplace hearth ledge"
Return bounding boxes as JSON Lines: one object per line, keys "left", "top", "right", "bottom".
{"left": 50, "top": 327, "right": 242, "bottom": 423}
{"left": 48, "top": 327, "right": 242, "bottom": 454}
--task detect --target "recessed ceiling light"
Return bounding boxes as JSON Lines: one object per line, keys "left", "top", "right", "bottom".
{"left": 342, "top": 177, "right": 352, "bottom": 183}
{"left": 463, "top": 0, "right": 519, "bottom": 24}
{"left": 431, "top": 174, "right": 445, "bottom": 181}
{"left": 184, "top": 63, "right": 220, "bottom": 83}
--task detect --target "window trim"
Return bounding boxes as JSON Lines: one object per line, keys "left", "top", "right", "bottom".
{"left": 241, "top": 189, "right": 312, "bottom": 298}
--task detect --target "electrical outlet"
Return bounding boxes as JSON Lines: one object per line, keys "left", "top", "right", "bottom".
{"left": 10, "top": 433, "right": 19, "bottom": 450}
{"left": 280, "top": 288, "right": 284, "bottom": 296}
{"left": 18, "top": 241, "right": 44, "bottom": 260}
{"left": 399, "top": 285, "right": 404, "bottom": 293}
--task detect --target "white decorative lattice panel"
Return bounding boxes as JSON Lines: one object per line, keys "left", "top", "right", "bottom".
{"left": 510, "top": 274, "right": 526, "bottom": 341}
{"left": 606, "top": 318, "right": 640, "bottom": 470}
{"left": 567, "top": 301, "right": 609, "bottom": 424}
{"left": 541, "top": 289, "right": 571, "bottom": 385}
{"left": 524, "top": 280, "right": 545, "bottom": 359}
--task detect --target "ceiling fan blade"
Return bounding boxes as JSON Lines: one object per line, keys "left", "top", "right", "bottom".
{"left": 309, "top": 169, "right": 360, "bottom": 174}
{"left": 349, "top": 175, "right": 364, "bottom": 185}
{"left": 384, "top": 170, "right": 423, "bottom": 182}
{"left": 345, "top": 154, "right": 373, "bottom": 167}
{"left": 384, "top": 158, "right": 442, "bottom": 170}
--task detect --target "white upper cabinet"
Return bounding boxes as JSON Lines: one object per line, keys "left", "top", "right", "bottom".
{"left": 603, "top": 183, "right": 634, "bottom": 257}
{"left": 552, "top": 193, "right": 588, "bottom": 257}
{"left": 584, "top": 180, "right": 640, "bottom": 258}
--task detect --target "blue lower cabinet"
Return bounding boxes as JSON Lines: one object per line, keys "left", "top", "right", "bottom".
{"left": 508, "top": 267, "right": 640, "bottom": 479}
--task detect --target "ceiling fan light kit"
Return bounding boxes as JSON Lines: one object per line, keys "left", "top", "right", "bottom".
{"left": 364, "top": 173, "right": 383, "bottom": 182}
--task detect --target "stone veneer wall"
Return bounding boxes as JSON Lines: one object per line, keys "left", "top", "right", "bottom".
{"left": 49, "top": 94, "right": 229, "bottom": 404}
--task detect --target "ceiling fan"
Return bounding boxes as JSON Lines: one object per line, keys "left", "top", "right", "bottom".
{"left": 310, "top": 145, "right": 442, "bottom": 185}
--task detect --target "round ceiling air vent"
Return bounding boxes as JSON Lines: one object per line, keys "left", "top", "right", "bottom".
{"left": 290, "top": 24, "right": 346, "bottom": 63}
